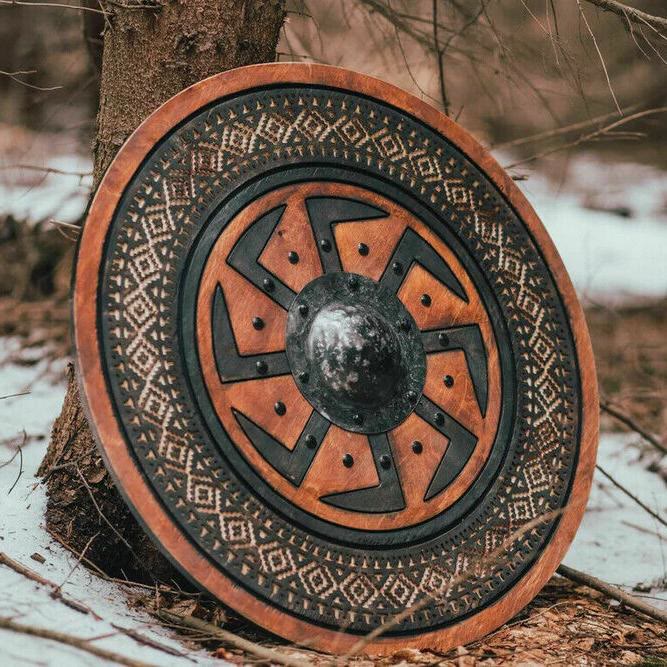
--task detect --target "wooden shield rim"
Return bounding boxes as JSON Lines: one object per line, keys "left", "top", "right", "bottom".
{"left": 74, "top": 63, "right": 599, "bottom": 654}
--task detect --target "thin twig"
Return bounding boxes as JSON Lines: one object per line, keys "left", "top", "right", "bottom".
{"left": 6, "top": 431, "right": 26, "bottom": 496}
{"left": 55, "top": 532, "right": 99, "bottom": 593}
{"left": 0, "top": 391, "right": 31, "bottom": 400}
{"left": 110, "top": 624, "right": 191, "bottom": 660}
{"left": 601, "top": 400, "right": 666, "bottom": 456}
{"left": 492, "top": 108, "right": 631, "bottom": 150}
{"left": 0, "top": 552, "right": 100, "bottom": 617}
{"left": 504, "top": 106, "right": 667, "bottom": 168}
{"left": 156, "top": 610, "right": 313, "bottom": 667}
{"left": 0, "top": 69, "right": 62, "bottom": 91}
{"left": 577, "top": 0, "right": 622, "bottom": 115}
{"left": 557, "top": 564, "right": 667, "bottom": 624}
{"left": 0, "top": 0, "right": 107, "bottom": 13}
{"left": 432, "top": 0, "right": 449, "bottom": 115}
{"left": 0, "top": 616, "right": 156, "bottom": 667}
{"left": 596, "top": 464, "right": 666, "bottom": 528}
{"left": 0, "top": 164, "right": 92, "bottom": 178}
{"left": 74, "top": 465, "right": 145, "bottom": 565}
{"left": 582, "top": 0, "right": 667, "bottom": 33}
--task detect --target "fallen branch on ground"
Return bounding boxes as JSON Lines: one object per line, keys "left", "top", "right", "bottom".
{"left": 156, "top": 609, "right": 314, "bottom": 667}
{"left": 557, "top": 564, "right": 667, "bottom": 625}
{"left": 596, "top": 464, "right": 666, "bottom": 528}
{"left": 0, "top": 616, "right": 156, "bottom": 667}
{"left": 601, "top": 401, "right": 667, "bottom": 456}
{"left": 0, "top": 551, "right": 99, "bottom": 617}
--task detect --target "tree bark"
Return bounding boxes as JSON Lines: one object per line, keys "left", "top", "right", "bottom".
{"left": 38, "top": 0, "right": 285, "bottom": 583}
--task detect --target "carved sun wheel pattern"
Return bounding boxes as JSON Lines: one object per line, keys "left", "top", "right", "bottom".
{"left": 196, "top": 181, "right": 502, "bottom": 530}
{"left": 74, "top": 65, "right": 598, "bottom": 654}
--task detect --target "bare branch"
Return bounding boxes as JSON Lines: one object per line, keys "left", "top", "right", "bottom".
{"left": 596, "top": 464, "right": 666, "bottom": 528}
{"left": 577, "top": 0, "right": 622, "bottom": 114}
{"left": 0, "top": 69, "right": 62, "bottom": 91}
{"left": 504, "top": 106, "right": 667, "bottom": 168}
{"left": 432, "top": 0, "right": 450, "bottom": 115}
{"left": 156, "top": 610, "right": 313, "bottom": 667}
{"left": 601, "top": 400, "right": 667, "bottom": 456}
{"left": 557, "top": 564, "right": 667, "bottom": 624}
{"left": 0, "top": 0, "right": 107, "bottom": 13}
{"left": 583, "top": 0, "right": 667, "bottom": 34}
{"left": 0, "top": 616, "right": 156, "bottom": 667}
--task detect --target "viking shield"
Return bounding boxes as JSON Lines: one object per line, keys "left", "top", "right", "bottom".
{"left": 74, "top": 64, "right": 598, "bottom": 653}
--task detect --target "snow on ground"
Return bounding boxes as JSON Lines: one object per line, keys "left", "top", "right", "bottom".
{"left": 0, "top": 347, "right": 665, "bottom": 665}
{"left": 2, "top": 149, "right": 666, "bottom": 303}
{"left": 0, "top": 154, "right": 92, "bottom": 225}
{"left": 514, "top": 154, "right": 667, "bottom": 304}
{"left": 0, "top": 345, "right": 223, "bottom": 667}
{"left": 564, "top": 433, "right": 667, "bottom": 610}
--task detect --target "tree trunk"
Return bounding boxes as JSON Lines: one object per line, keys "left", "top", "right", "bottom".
{"left": 38, "top": 0, "right": 285, "bottom": 583}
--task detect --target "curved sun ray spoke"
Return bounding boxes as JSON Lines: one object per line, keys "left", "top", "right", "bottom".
{"left": 422, "top": 324, "right": 489, "bottom": 416}
{"left": 319, "top": 433, "right": 406, "bottom": 513}
{"left": 212, "top": 285, "right": 290, "bottom": 382}
{"left": 305, "top": 196, "right": 388, "bottom": 274}
{"left": 233, "top": 409, "right": 331, "bottom": 487}
{"left": 415, "top": 396, "right": 478, "bottom": 501}
{"left": 379, "top": 228, "right": 467, "bottom": 301}
{"left": 227, "top": 205, "right": 297, "bottom": 310}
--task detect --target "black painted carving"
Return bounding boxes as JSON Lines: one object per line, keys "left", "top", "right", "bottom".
{"left": 422, "top": 325, "right": 489, "bottom": 416}
{"left": 227, "top": 206, "right": 296, "bottom": 310}
{"left": 380, "top": 228, "right": 467, "bottom": 301}
{"left": 415, "top": 396, "right": 478, "bottom": 501}
{"left": 212, "top": 286, "right": 291, "bottom": 382}
{"left": 321, "top": 434, "right": 406, "bottom": 513}
{"left": 234, "top": 408, "right": 331, "bottom": 486}
{"left": 306, "top": 197, "right": 388, "bottom": 273}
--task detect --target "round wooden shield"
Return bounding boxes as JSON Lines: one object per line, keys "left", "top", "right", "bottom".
{"left": 74, "top": 64, "right": 598, "bottom": 653}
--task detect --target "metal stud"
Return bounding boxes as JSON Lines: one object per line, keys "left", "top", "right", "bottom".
{"left": 380, "top": 454, "right": 391, "bottom": 469}
{"left": 256, "top": 360, "right": 268, "bottom": 375}
{"left": 347, "top": 275, "right": 359, "bottom": 289}
{"left": 305, "top": 434, "right": 317, "bottom": 449}
{"left": 407, "top": 389, "right": 417, "bottom": 401}
{"left": 252, "top": 316, "right": 264, "bottom": 330}
{"left": 352, "top": 413, "right": 364, "bottom": 425}
{"left": 392, "top": 261, "right": 403, "bottom": 275}
{"left": 320, "top": 239, "right": 332, "bottom": 252}
{"left": 298, "top": 303, "right": 309, "bottom": 317}
{"left": 412, "top": 440, "right": 423, "bottom": 454}
{"left": 434, "top": 411, "right": 445, "bottom": 426}
{"left": 443, "top": 375, "right": 454, "bottom": 388}
{"left": 343, "top": 453, "right": 354, "bottom": 468}
{"left": 357, "top": 242, "right": 369, "bottom": 256}
{"left": 438, "top": 332, "right": 450, "bottom": 347}
{"left": 274, "top": 401, "right": 286, "bottom": 416}
{"left": 421, "top": 293, "right": 432, "bottom": 307}
{"left": 288, "top": 250, "right": 299, "bottom": 264}
{"left": 263, "top": 277, "right": 275, "bottom": 292}
{"left": 298, "top": 371, "right": 309, "bottom": 383}
{"left": 400, "top": 318, "right": 411, "bottom": 332}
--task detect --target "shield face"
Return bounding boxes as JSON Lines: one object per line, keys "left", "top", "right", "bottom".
{"left": 75, "top": 65, "right": 598, "bottom": 653}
